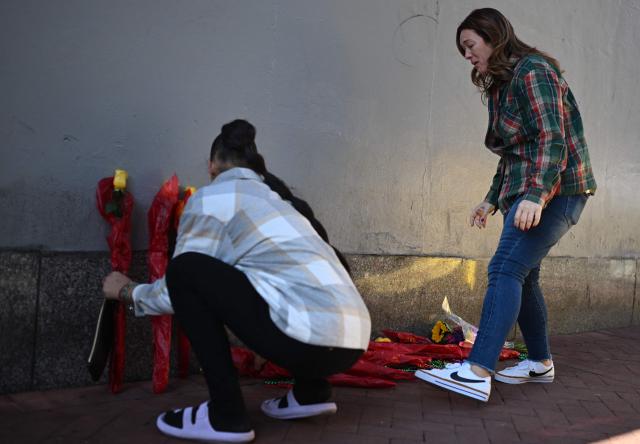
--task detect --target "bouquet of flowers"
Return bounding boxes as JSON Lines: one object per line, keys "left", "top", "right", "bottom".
{"left": 95, "top": 169, "right": 134, "bottom": 393}
{"left": 430, "top": 320, "right": 465, "bottom": 345}
{"left": 147, "top": 175, "right": 179, "bottom": 394}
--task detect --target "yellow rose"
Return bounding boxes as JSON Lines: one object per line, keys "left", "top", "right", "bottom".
{"left": 113, "top": 169, "right": 128, "bottom": 191}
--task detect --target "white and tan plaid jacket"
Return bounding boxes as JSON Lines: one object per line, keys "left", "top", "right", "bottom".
{"left": 133, "top": 167, "right": 371, "bottom": 350}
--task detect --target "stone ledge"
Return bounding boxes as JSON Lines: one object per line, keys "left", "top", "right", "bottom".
{"left": 348, "top": 255, "right": 638, "bottom": 338}
{"left": 0, "top": 250, "right": 637, "bottom": 394}
{"left": 0, "top": 251, "right": 39, "bottom": 394}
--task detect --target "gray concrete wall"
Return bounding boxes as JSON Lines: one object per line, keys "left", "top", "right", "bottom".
{"left": 1, "top": 0, "right": 639, "bottom": 258}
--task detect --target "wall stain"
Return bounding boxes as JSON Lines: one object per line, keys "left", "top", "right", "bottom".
{"left": 15, "top": 117, "right": 36, "bottom": 134}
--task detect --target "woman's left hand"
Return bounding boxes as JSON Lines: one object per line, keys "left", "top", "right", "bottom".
{"left": 103, "top": 271, "right": 132, "bottom": 300}
{"left": 513, "top": 200, "right": 543, "bottom": 231}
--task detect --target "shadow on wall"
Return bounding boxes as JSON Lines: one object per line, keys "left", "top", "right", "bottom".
{"left": 349, "top": 255, "right": 639, "bottom": 339}
{"left": 351, "top": 255, "right": 486, "bottom": 338}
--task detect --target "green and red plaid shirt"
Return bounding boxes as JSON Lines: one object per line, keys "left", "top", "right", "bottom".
{"left": 484, "top": 54, "right": 597, "bottom": 214}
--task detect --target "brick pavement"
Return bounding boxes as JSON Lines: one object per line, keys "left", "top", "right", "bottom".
{"left": 2, "top": 326, "right": 640, "bottom": 443}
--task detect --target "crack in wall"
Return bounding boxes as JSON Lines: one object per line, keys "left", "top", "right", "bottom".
{"left": 422, "top": 0, "right": 440, "bottom": 250}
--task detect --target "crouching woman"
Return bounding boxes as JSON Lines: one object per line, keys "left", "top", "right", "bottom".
{"left": 102, "top": 119, "right": 371, "bottom": 443}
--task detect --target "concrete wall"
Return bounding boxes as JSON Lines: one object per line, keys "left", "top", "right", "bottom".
{"left": 1, "top": 0, "right": 639, "bottom": 258}
{"left": 1, "top": 1, "right": 639, "bottom": 394}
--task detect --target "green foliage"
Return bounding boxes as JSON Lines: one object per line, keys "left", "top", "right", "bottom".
{"left": 105, "top": 190, "right": 124, "bottom": 217}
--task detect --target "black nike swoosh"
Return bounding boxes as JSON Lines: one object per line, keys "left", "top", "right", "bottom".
{"left": 529, "top": 367, "right": 553, "bottom": 377}
{"left": 191, "top": 404, "right": 199, "bottom": 425}
{"left": 450, "top": 371, "right": 486, "bottom": 384}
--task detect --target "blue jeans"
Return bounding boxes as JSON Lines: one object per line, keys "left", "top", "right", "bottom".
{"left": 467, "top": 193, "right": 589, "bottom": 372}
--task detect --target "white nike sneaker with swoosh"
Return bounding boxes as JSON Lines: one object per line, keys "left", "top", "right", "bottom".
{"left": 415, "top": 362, "right": 491, "bottom": 402}
{"left": 495, "top": 359, "right": 554, "bottom": 384}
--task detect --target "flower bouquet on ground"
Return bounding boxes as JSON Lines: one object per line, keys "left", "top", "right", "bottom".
{"left": 430, "top": 320, "right": 465, "bottom": 345}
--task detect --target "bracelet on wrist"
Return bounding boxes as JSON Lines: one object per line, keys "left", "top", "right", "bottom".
{"left": 118, "top": 281, "right": 138, "bottom": 305}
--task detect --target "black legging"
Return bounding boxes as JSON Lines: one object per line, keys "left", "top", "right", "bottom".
{"left": 165, "top": 252, "right": 363, "bottom": 431}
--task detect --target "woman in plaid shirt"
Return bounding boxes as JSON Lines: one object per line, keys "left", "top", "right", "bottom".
{"left": 416, "top": 8, "right": 596, "bottom": 402}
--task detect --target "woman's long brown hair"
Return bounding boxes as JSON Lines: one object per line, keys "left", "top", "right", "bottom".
{"left": 456, "top": 8, "right": 561, "bottom": 95}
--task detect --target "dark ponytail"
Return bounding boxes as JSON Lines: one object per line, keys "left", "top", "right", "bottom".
{"left": 262, "top": 171, "right": 351, "bottom": 275}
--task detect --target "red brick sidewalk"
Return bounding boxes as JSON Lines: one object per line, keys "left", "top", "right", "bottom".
{"left": 2, "top": 327, "right": 640, "bottom": 443}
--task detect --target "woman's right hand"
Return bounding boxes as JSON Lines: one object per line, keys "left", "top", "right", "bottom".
{"left": 102, "top": 271, "right": 132, "bottom": 301}
{"left": 469, "top": 201, "right": 496, "bottom": 229}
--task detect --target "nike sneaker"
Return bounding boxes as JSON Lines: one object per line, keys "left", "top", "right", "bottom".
{"left": 495, "top": 359, "right": 554, "bottom": 384}
{"left": 415, "top": 362, "right": 491, "bottom": 402}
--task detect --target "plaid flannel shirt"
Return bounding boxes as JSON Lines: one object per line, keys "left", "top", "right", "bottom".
{"left": 132, "top": 167, "right": 371, "bottom": 350}
{"left": 484, "top": 54, "right": 597, "bottom": 214}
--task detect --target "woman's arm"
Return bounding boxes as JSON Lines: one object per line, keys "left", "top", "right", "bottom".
{"left": 108, "top": 192, "right": 226, "bottom": 316}
{"left": 468, "top": 158, "right": 501, "bottom": 230}
{"left": 483, "top": 157, "right": 503, "bottom": 212}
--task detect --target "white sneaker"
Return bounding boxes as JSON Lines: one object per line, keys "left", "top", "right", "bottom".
{"left": 415, "top": 362, "right": 491, "bottom": 402}
{"left": 156, "top": 401, "right": 255, "bottom": 443}
{"left": 261, "top": 389, "right": 337, "bottom": 420}
{"left": 495, "top": 359, "right": 554, "bottom": 384}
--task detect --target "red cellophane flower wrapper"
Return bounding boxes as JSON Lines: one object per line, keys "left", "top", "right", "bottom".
{"left": 237, "top": 325, "right": 520, "bottom": 390}
{"left": 231, "top": 347, "right": 257, "bottom": 377}
{"left": 345, "top": 359, "right": 415, "bottom": 380}
{"left": 96, "top": 176, "right": 134, "bottom": 394}
{"left": 258, "top": 361, "right": 292, "bottom": 379}
{"left": 368, "top": 341, "right": 465, "bottom": 361}
{"left": 148, "top": 175, "right": 179, "bottom": 394}
{"left": 173, "top": 187, "right": 195, "bottom": 379}
{"left": 361, "top": 350, "right": 431, "bottom": 369}
{"left": 457, "top": 341, "right": 520, "bottom": 361}
{"left": 381, "top": 329, "right": 432, "bottom": 344}
{"left": 499, "top": 348, "right": 520, "bottom": 360}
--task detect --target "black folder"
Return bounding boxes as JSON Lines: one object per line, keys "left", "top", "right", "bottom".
{"left": 87, "top": 299, "right": 116, "bottom": 381}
